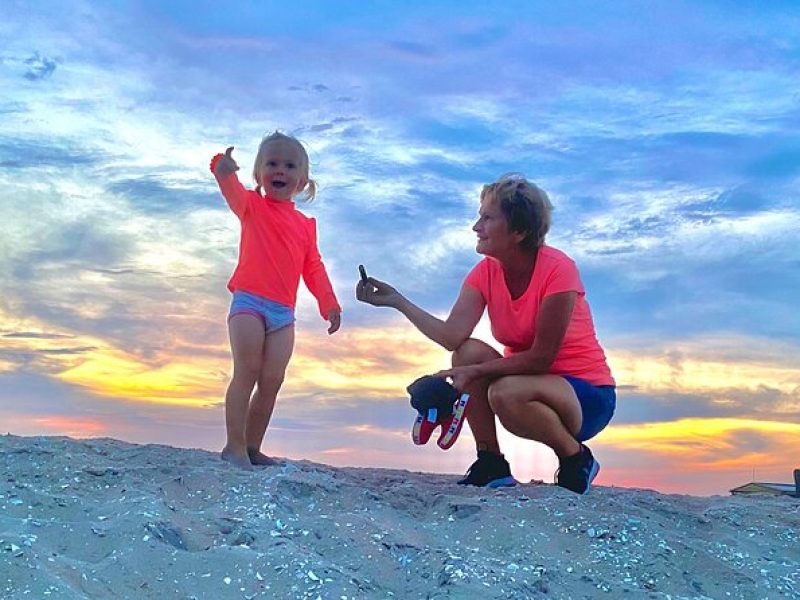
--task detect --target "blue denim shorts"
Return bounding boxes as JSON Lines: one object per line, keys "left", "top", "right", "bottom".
{"left": 564, "top": 376, "right": 616, "bottom": 442}
{"left": 228, "top": 290, "right": 295, "bottom": 333}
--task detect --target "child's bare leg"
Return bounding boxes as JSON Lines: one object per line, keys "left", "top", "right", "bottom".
{"left": 221, "top": 314, "right": 265, "bottom": 470}
{"left": 246, "top": 387, "right": 279, "bottom": 466}
{"left": 246, "top": 325, "right": 294, "bottom": 465}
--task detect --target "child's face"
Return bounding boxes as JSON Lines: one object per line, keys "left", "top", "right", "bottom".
{"left": 258, "top": 140, "right": 308, "bottom": 199}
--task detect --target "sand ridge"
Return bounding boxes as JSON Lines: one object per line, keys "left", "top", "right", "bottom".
{"left": 1, "top": 434, "right": 799, "bottom": 599}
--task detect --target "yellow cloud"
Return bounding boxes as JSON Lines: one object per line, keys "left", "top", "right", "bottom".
{"left": 0, "top": 315, "right": 224, "bottom": 405}
{"left": 605, "top": 417, "right": 800, "bottom": 464}
{"left": 5, "top": 303, "right": 798, "bottom": 419}
{"left": 57, "top": 346, "right": 225, "bottom": 405}
{"left": 595, "top": 417, "right": 800, "bottom": 493}
{"left": 289, "top": 325, "right": 451, "bottom": 398}
{"left": 609, "top": 347, "right": 800, "bottom": 395}
{"left": 1, "top": 315, "right": 453, "bottom": 407}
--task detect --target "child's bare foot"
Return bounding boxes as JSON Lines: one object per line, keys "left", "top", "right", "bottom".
{"left": 248, "top": 448, "right": 280, "bottom": 466}
{"left": 221, "top": 446, "right": 253, "bottom": 470}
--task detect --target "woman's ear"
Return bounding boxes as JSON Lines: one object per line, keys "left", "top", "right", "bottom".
{"left": 511, "top": 228, "right": 527, "bottom": 245}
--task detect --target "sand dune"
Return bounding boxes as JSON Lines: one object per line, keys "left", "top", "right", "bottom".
{"left": 1, "top": 434, "right": 798, "bottom": 599}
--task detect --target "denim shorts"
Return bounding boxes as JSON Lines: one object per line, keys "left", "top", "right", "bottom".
{"left": 564, "top": 376, "right": 616, "bottom": 442}
{"left": 228, "top": 290, "right": 295, "bottom": 333}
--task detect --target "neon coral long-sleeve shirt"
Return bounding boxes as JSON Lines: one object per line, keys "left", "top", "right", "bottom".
{"left": 216, "top": 172, "right": 340, "bottom": 320}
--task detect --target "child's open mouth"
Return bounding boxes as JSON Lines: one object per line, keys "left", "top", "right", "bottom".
{"left": 271, "top": 181, "right": 286, "bottom": 189}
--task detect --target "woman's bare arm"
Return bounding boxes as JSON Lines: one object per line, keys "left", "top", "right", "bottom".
{"left": 356, "top": 278, "right": 485, "bottom": 351}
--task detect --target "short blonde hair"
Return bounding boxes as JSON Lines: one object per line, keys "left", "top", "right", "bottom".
{"left": 481, "top": 173, "right": 553, "bottom": 251}
{"left": 253, "top": 131, "right": 317, "bottom": 201}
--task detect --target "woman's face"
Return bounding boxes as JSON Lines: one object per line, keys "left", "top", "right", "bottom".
{"left": 473, "top": 194, "right": 520, "bottom": 257}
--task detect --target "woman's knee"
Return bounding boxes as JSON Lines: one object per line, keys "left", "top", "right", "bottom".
{"left": 452, "top": 338, "right": 500, "bottom": 367}
{"left": 488, "top": 377, "right": 536, "bottom": 420}
{"left": 487, "top": 379, "right": 521, "bottom": 418}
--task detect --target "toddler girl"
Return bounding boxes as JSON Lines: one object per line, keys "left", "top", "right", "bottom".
{"left": 211, "top": 132, "right": 341, "bottom": 469}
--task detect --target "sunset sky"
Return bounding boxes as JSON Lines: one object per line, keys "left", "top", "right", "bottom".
{"left": 2, "top": 1, "right": 799, "bottom": 496}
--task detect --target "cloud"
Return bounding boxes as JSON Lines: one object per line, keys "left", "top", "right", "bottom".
{"left": 0, "top": 52, "right": 58, "bottom": 82}
{"left": 24, "top": 52, "right": 57, "bottom": 80}
{"left": 615, "top": 387, "right": 800, "bottom": 426}
{"left": 3, "top": 331, "right": 75, "bottom": 340}
{"left": 597, "top": 418, "right": 800, "bottom": 494}
{"left": 608, "top": 335, "right": 800, "bottom": 425}
{"left": 0, "top": 136, "right": 103, "bottom": 169}
{"left": 384, "top": 41, "right": 438, "bottom": 60}
{"left": 106, "top": 178, "right": 219, "bottom": 213}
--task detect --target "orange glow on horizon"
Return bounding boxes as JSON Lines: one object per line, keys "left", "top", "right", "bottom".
{"left": 33, "top": 416, "right": 109, "bottom": 438}
{"left": 603, "top": 418, "right": 800, "bottom": 472}
{"left": 608, "top": 417, "right": 800, "bottom": 442}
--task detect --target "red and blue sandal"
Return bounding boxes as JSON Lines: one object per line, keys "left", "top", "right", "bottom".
{"left": 436, "top": 393, "right": 470, "bottom": 450}
{"left": 410, "top": 395, "right": 470, "bottom": 449}
{"left": 408, "top": 375, "right": 470, "bottom": 450}
{"left": 412, "top": 408, "right": 440, "bottom": 445}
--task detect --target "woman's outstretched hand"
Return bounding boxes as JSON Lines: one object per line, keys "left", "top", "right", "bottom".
{"left": 355, "top": 277, "right": 402, "bottom": 309}
{"left": 211, "top": 146, "right": 239, "bottom": 177}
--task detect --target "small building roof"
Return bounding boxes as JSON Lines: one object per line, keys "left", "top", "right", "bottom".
{"left": 730, "top": 482, "right": 797, "bottom": 495}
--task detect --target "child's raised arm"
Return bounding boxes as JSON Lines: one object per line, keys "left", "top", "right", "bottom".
{"left": 210, "top": 146, "right": 248, "bottom": 217}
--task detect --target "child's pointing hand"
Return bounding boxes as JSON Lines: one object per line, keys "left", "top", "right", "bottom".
{"left": 211, "top": 146, "right": 240, "bottom": 177}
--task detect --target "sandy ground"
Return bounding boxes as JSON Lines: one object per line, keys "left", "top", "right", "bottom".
{"left": 1, "top": 434, "right": 799, "bottom": 599}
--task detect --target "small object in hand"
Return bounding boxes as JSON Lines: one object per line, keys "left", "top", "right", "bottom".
{"left": 407, "top": 375, "right": 470, "bottom": 450}
{"left": 358, "top": 264, "right": 369, "bottom": 285}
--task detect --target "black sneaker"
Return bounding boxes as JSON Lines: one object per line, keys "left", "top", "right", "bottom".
{"left": 555, "top": 445, "right": 599, "bottom": 494}
{"left": 457, "top": 450, "right": 517, "bottom": 488}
